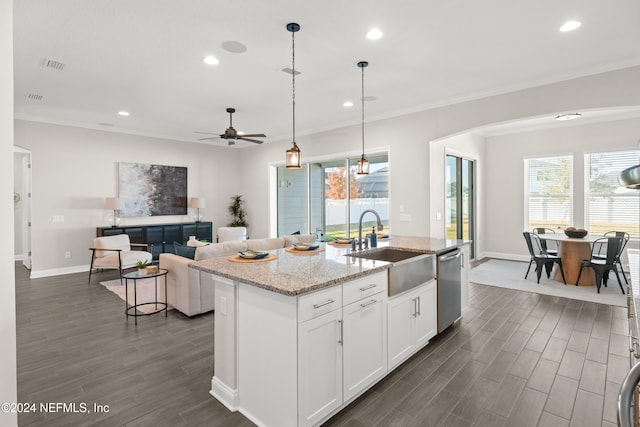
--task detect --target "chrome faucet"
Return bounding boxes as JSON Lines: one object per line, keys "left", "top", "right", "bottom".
{"left": 358, "top": 209, "right": 384, "bottom": 251}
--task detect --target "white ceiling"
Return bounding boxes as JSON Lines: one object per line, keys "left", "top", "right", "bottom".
{"left": 13, "top": 0, "right": 640, "bottom": 147}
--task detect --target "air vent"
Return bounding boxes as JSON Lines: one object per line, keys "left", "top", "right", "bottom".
{"left": 25, "top": 93, "right": 43, "bottom": 101}
{"left": 42, "top": 58, "right": 66, "bottom": 71}
{"left": 281, "top": 67, "right": 301, "bottom": 76}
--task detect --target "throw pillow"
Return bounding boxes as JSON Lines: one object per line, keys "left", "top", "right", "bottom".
{"left": 174, "top": 241, "right": 196, "bottom": 259}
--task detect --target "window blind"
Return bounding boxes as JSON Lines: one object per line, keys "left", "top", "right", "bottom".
{"left": 525, "top": 155, "right": 573, "bottom": 230}
{"left": 586, "top": 150, "right": 640, "bottom": 237}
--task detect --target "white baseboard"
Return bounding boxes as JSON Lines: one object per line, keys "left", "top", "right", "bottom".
{"left": 210, "top": 376, "right": 238, "bottom": 412}
{"left": 30, "top": 264, "right": 89, "bottom": 279}
{"left": 481, "top": 252, "right": 529, "bottom": 263}
{"left": 14, "top": 254, "right": 24, "bottom": 261}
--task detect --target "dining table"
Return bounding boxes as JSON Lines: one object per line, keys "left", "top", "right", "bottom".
{"left": 538, "top": 233, "right": 599, "bottom": 286}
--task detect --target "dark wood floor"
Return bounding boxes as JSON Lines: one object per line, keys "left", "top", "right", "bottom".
{"left": 15, "top": 261, "right": 628, "bottom": 426}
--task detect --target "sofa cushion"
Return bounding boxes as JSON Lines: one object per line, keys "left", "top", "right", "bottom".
{"left": 194, "top": 241, "right": 248, "bottom": 261}
{"left": 246, "top": 237, "right": 286, "bottom": 251}
{"left": 174, "top": 242, "right": 197, "bottom": 259}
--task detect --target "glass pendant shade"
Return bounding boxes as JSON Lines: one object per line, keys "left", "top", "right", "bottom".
{"left": 357, "top": 155, "right": 370, "bottom": 175}
{"left": 286, "top": 142, "right": 301, "bottom": 169}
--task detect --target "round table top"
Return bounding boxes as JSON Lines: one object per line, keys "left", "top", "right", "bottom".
{"left": 123, "top": 268, "right": 168, "bottom": 279}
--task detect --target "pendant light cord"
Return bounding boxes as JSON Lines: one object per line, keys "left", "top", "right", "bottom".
{"left": 292, "top": 28, "right": 296, "bottom": 144}
{"left": 361, "top": 64, "right": 365, "bottom": 155}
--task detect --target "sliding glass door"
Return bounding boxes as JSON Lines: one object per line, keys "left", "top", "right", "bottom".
{"left": 445, "top": 154, "right": 475, "bottom": 258}
{"left": 277, "top": 154, "right": 389, "bottom": 240}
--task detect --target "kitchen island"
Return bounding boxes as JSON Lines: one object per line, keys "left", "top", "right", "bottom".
{"left": 191, "top": 236, "right": 468, "bottom": 427}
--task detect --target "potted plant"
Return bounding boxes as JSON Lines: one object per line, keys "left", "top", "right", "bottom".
{"left": 228, "top": 195, "right": 249, "bottom": 228}
{"left": 136, "top": 260, "right": 150, "bottom": 275}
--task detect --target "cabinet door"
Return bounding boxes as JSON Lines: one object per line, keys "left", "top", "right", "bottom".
{"left": 387, "top": 292, "right": 415, "bottom": 370}
{"left": 298, "top": 310, "right": 342, "bottom": 427}
{"left": 343, "top": 294, "right": 387, "bottom": 401}
{"left": 414, "top": 280, "right": 437, "bottom": 347}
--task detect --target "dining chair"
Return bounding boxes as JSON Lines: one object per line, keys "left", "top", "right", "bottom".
{"left": 533, "top": 227, "right": 559, "bottom": 256}
{"left": 575, "top": 236, "right": 625, "bottom": 294}
{"left": 597, "top": 231, "right": 630, "bottom": 284}
{"left": 522, "top": 231, "right": 567, "bottom": 284}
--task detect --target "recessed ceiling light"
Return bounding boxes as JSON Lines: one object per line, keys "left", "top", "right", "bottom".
{"left": 118, "top": 111, "right": 130, "bottom": 117}
{"left": 366, "top": 28, "right": 383, "bottom": 40}
{"left": 555, "top": 113, "right": 581, "bottom": 121}
{"left": 203, "top": 55, "right": 219, "bottom": 65}
{"left": 560, "top": 20, "right": 581, "bottom": 32}
{"left": 343, "top": 101, "right": 354, "bottom": 107}
{"left": 222, "top": 41, "right": 247, "bottom": 54}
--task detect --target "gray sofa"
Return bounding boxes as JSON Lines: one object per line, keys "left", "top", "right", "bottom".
{"left": 159, "top": 234, "right": 317, "bottom": 316}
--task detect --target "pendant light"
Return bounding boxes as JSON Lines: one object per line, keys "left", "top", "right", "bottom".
{"left": 357, "top": 61, "right": 370, "bottom": 175}
{"left": 285, "top": 23, "right": 301, "bottom": 169}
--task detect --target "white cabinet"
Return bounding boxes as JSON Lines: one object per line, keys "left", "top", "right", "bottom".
{"left": 343, "top": 292, "right": 387, "bottom": 401}
{"left": 298, "top": 271, "right": 387, "bottom": 426}
{"left": 298, "top": 309, "right": 343, "bottom": 427}
{"left": 387, "top": 279, "right": 437, "bottom": 370}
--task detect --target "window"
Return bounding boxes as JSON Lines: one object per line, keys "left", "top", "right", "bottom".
{"left": 276, "top": 154, "right": 389, "bottom": 240}
{"left": 525, "top": 155, "right": 573, "bottom": 230}
{"left": 585, "top": 150, "right": 640, "bottom": 237}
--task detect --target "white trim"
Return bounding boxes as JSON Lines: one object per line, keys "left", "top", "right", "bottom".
{"left": 481, "top": 252, "right": 529, "bottom": 263}
{"left": 210, "top": 376, "right": 238, "bottom": 412}
{"left": 30, "top": 264, "right": 89, "bottom": 279}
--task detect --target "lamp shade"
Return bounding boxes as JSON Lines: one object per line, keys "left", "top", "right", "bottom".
{"left": 104, "top": 197, "right": 123, "bottom": 210}
{"left": 190, "top": 197, "right": 206, "bottom": 209}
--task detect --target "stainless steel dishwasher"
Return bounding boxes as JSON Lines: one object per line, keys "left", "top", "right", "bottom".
{"left": 437, "top": 248, "right": 462, "bottom": 333}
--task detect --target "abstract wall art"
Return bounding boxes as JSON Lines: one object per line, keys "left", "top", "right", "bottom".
{"left": 118, "top": 162, "right": 187, "bottom": 217}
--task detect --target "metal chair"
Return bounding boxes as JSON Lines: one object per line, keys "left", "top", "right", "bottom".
{"left": 576, "top": 236, "right": 625, "bottom": 294}
{"left": 533, "top": 227, "right": 559, "bottom": 256}
{"left": 523, "top": 231, "right": 566, "bottom": 284}
{"left": 596, "top": 231, "right": 630, "bottom": 284}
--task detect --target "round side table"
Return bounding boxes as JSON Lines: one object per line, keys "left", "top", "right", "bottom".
{"left": 123, "top": 268, "right": 168, "bottom": 325}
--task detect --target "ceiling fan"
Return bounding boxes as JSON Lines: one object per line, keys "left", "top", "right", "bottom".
{"left": 195, "top": 108, "right": 266, "bottom": 145}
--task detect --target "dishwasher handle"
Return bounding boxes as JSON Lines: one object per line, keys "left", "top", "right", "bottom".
{"left": 439, "top": 249, "right": 461, "bottom": 262}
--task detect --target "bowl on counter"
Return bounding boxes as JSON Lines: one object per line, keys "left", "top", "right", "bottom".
{"left": 564, "top": 229, "right": 588, "bottom": 238}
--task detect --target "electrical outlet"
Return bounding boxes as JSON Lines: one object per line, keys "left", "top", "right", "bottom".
{"left": 220, "top": 296, "right": 227, "bottom": 316}
{"left": 65, "top": 251, "right": 71, "bottom": 259}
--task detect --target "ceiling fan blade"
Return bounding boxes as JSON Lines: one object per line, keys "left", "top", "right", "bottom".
{"left": 197, "top": 136, "right": 221, "bottom": 141}
{"left": 238, "top": 137, "right": 264, "bottom": 144}
{"left": 194, "top": 131, "right": 219, "bottom": 135}
{"left": 239, "top": 133, "right": 266, "bottom": 138}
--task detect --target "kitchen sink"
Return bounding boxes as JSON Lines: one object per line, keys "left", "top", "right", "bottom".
{"left": 346, "top": 248, "right": 436, "bottom": 296}
{"left": 346, "top": 247, "right": 424, "bottom": 263}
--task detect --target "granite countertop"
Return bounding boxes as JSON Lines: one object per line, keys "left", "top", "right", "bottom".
{"left": 189, "top": 235, "right": 468, "bottom": 296}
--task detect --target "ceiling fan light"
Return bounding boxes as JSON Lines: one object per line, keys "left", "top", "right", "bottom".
{"left": 357, "top": 155, "right": 370, "bottom": 175}
{"left": 286, "top": 142, "right": 301, "bottom": 169}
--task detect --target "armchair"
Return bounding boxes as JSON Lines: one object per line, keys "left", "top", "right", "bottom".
{"left": 88, "top": 234, "right": 153, "bottom": 284}
{"left": 217, "top": 226, "right": 247, "bottom": 242}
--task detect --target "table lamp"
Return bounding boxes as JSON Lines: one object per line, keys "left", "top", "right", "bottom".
{"left": 190, "top": 197, "right": 206, "bottom": 222}
{"left": 104, "top": 197, "right": 124, "bottom": 227}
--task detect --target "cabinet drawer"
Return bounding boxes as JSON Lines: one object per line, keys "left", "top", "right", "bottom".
{"left": 343, "top": 271, "right": 387, "bottom": 306}
{"left": 298, "top": 286, "right": 342, "bottom": 323}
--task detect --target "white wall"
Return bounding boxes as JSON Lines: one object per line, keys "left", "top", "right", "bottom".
{"left": 12, "top": 66, "right": 640, "bottom": 275}
{"left": 239, "top": 66, "right": 640, "bottom": 243}
{"left": 1, "top": 0, "right": 17, "bottom": 424}
{"left": 13, "top": 120, "right": 243, "bottom": 277}
{"left": 484, "top": 117, "right": 640, "bottom": 261}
